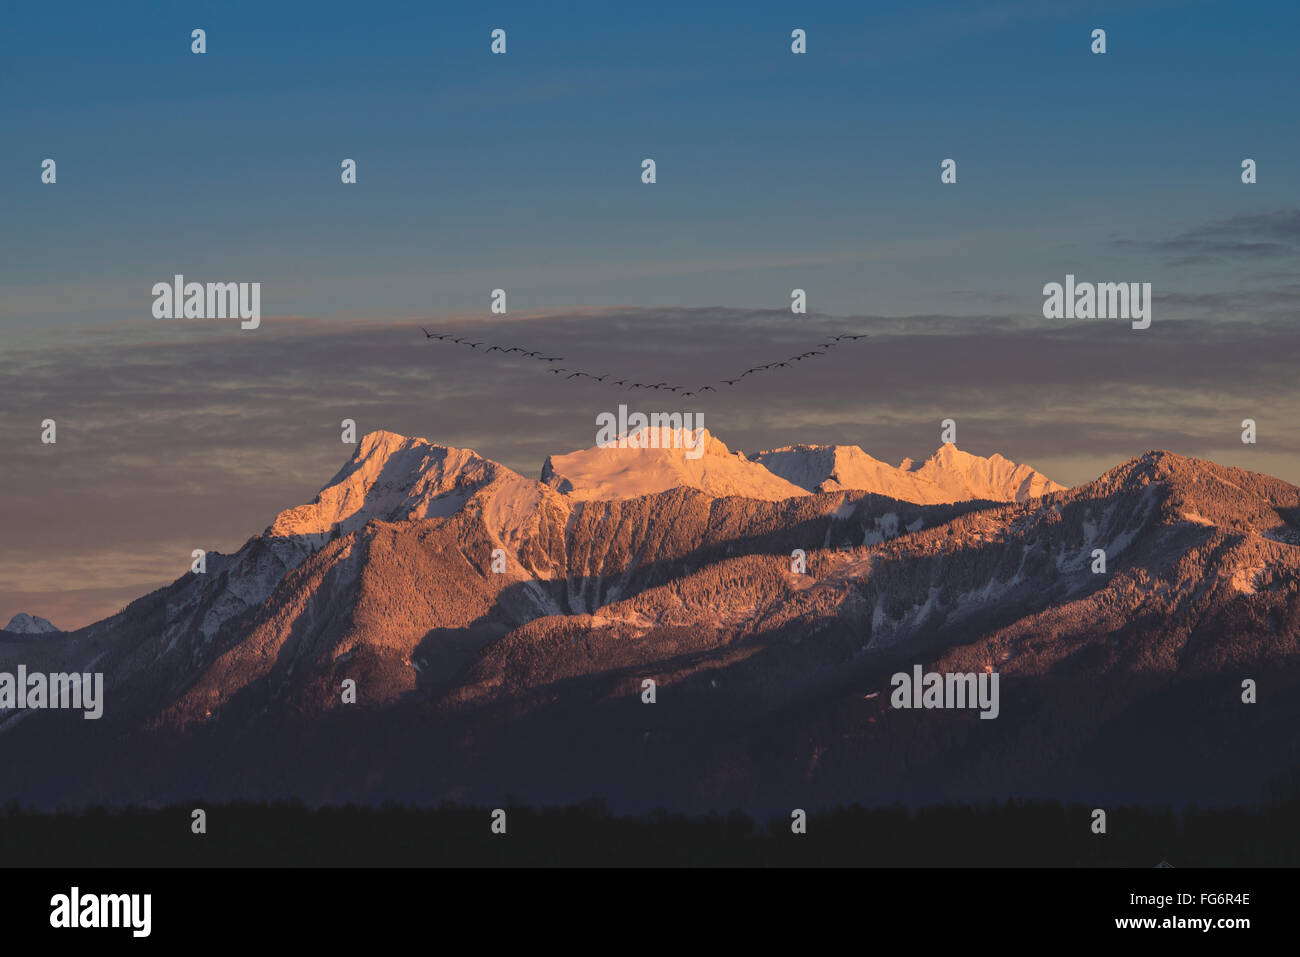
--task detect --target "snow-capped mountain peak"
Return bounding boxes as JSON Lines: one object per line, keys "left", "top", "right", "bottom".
{"left": 753, "top": 442, "right": 1065, "bottom": 504}
{"left": 908, "top": 443, "right": 1066, "bottom": 502}
{"left": 753, "top": 444, "right": 917, "bottom": 497}
{"left": 269, "top": 430, "right": 537, "bottom": 542}
{"left": 542, "top": 426, "right": 809, "bottom": 501}
{"left": 3, "top": 613, "right": 59, "bottom": 635}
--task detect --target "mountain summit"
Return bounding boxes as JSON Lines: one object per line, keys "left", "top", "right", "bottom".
{"left": 541, "top": 426, "right": 809, "bottom": 501}
{"left": 270, "top": 430, "right": 544, "bottom": 544}
{"left": 271, "top": 430, "right": 1062, "bottom": 513}
{"left": 754, "top": 442, "right": 1065, "bottom": 503}
{"left": 2, "top": 613, "right": 59, "bottom": 635}
{"left": 904, "top": 443, "right": 1066, "bottom": 502}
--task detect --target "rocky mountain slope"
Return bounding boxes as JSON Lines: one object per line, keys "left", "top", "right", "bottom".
{"left": 2, "top": 432, "right": 1296, "bottom": 814}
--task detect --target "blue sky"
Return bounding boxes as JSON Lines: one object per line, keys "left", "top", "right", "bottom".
{"left": 3, "top": 0, "right": 1297, "bottom": 326}
{"left": 4, "top": 0, "right": 1300, "bottom": 629}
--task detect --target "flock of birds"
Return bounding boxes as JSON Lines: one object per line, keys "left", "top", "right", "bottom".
{"left": 419, "top": 327, "right": 867, "bottom": 396}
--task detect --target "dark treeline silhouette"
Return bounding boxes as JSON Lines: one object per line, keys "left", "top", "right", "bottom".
{"left": 3, "top": 795, "right": 1298, "bottom": 867}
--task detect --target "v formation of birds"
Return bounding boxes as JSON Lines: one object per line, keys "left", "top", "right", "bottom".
{"left": 420, "top": 328, "right": 868, "bottom": 396}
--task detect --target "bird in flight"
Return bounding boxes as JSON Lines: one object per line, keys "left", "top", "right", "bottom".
{"left": 418, "top": 323, "right": 868, "bottom": 395}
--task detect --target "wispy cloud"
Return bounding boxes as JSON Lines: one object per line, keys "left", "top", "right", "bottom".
{"left": 3, "top": 307, "right": 1296, "bottom": 629}
{"left": 1116, "top": 208, "right": 1300, "bottom": 266}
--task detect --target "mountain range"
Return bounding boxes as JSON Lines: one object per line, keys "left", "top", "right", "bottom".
{"left": 2, "top": 427, "right": 1298, "bottom": 814}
